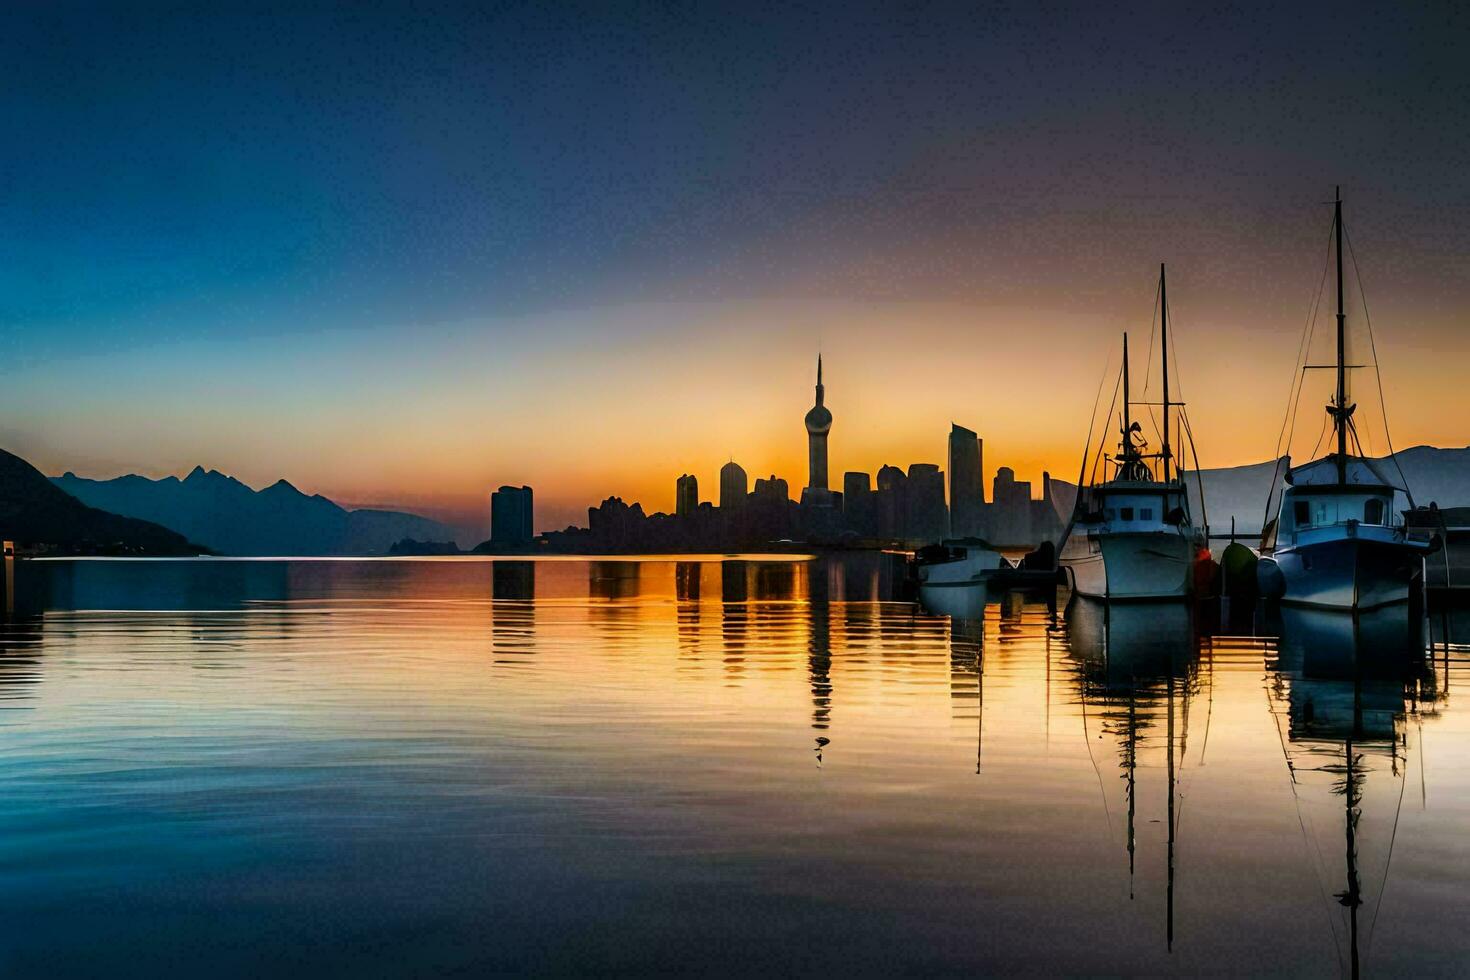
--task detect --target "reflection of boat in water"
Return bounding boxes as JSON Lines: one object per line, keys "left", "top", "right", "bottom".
{"left": 1268, "top": 604, "right": 1425, "bottom": 682}
{"left": 1059, "top": 267, "right": 1208, "bottom": 601}
{"left": 917, "top": 580, "right": 989, "bottom": 620}
{"left": 1258, "top": 190, "right": 1430, "bottom": 612}
{"left": 1264, "top": 602, "right": 1434, "bottom": 977}
{"left": 1067, "top": 596, "right": 1197, "bottom": 682}
{"left": 1066, "top": 595, "right": 1200, "bottom": 950}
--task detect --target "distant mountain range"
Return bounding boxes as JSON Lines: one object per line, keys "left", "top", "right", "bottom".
{"left": 1050, "top": 445, "right": 1470, "bottom": 536}
{"left": 53, "top": 467, "right": 465, "bottom": 556}
{"left": 0, "top": 449, "right": 200, "bottom": 555}
{"left": 36, "top": 445, "right": 1470, "bottom": 557}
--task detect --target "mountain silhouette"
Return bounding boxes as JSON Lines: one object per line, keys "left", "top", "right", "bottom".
{"left": 0, "top": 448, "right": 200, "bottom": 554}
{"left": 53, "top": 466, "right": 465, "bottom": 556}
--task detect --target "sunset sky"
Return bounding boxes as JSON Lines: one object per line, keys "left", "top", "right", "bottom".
{"left": 3, "top": 3, "right": 1468, "bottom": 534}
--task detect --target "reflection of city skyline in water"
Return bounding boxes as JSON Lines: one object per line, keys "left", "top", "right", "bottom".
{"left": 492, "top": 561, "right": 536, "bottom": 663}
{"left": 0, "top": 557, "right": 1467, "bottom": 974}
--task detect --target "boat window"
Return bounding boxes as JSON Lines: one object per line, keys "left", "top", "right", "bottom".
{"left": 1314, "top": 501, "right": 1331, "bottom": 525}
{"left": 1293, "top": 500, "right": 1310, "bottom": 527}
{"left": 1364, "top": 499, "right": 1385, "bottom": 524}
{"left": 1140, "top": 508, "right": 1153, "bottom": 521}
{"left": 1120, "top": 507, "right": 1134, "bottom": 521}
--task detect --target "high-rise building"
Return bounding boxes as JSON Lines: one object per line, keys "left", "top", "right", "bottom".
{"left": 906, "top": 463, "right": 948, "bottom": 544}
{"left": 490, "top": 485, "right": 534, "bottom": 546}
{"left": 991, "top": 467, "right": 1035, "bottom": 545}
{"left": 676, "top": 473, "right": 699, "bottom": 518}
{"left": 801, "top": 355, "right": 835, "bottom": 507}
{"left": 753, "top": 474, "right": 789, "bottom": 502}
{"left": 719, "top": 461, "right": 748, "bottom": 510}
{"left": 876, "top": 464, "right": 907, "bottom": 540}
{"left": 948, "top": 423, "right": 983, "bottom": 538}
{"left": 842, "top": 471, "right": 876, "bottom": 536}
{"left": 749, "top": 474, "right": 794, "bottom": 541}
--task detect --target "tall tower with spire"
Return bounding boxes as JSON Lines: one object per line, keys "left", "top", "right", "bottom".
{"left": 802, "top": 355, "right": 834, "bottom": 508}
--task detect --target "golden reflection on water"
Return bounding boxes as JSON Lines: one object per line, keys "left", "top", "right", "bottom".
{"left": 1, "top": 556, "right": 1468, "bottom": 975}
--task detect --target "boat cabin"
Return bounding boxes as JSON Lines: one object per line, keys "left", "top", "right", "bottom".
{"left": 1082, "top": 481, "right": 1190, "bottom": 532}
{"left": 1279, "top": 485, "right": 1395, "bottom": 538}
{"left": 1274, "top": 456, "right": 1406, "bottom": 547}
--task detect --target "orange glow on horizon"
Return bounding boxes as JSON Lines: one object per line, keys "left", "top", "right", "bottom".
{"left": 11, "top": 294, "right": 1467, "bottom": 536}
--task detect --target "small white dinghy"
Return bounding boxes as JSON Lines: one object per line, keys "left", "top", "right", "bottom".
{"left": 914, "top": 538, "right": 1012, "bottom": 588}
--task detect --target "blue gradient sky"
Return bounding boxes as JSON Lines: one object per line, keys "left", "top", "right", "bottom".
{"left": 3, "top": 3, "right": 1468, "bottom": 532}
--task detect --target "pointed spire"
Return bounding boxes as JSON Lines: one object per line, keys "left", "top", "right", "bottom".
{"left": 817, "top": 353, "right": 823, "bottom": 387}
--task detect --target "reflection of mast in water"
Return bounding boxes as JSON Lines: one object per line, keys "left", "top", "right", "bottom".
{"left": 1342, "top": 718, "right": 1363, "bottom": 980}
{"left": 1167, "top": 670, "right": 1176, "bottom": 952}
{"left": 948, "top": 614, "right": 984, "bottom": 773}
{"left": 1126, "top": 685, "right": 1137, "bottom": 895}
{"left": 1065, "top": 596, "right": 1199, "bottom": 948}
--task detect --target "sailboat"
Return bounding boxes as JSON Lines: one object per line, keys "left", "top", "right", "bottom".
{"left": 1059, "top": 265, "right": 1208, "bottom": 600}
{"left": 1257, "top": 190, "right": 1432, "bottom": 611}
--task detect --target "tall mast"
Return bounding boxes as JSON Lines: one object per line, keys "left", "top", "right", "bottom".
{"left": 1122, "top": 333, "right": 1134, "bottom": 462}
{"left": 1335, "top": 187, "right": 1348, "bottom": 483}
{"left": 1161, "top": 263, "right": 1171, "bottom": 483}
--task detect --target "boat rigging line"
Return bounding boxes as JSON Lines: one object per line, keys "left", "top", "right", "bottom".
{"left": 1362, "top": 743, "right": 1410, "bottom": 968}
{"left": 1263, "top": 214, "right": 1336, "bottom": 533}
{"left": 1343, "top": 224, "right": 1415, "bottom": 506}
{"left": 1264, "top": 666, "right": 1348, "bottom": 975}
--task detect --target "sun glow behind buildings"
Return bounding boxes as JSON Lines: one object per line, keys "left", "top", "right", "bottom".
{"left": 7, "top": 287, "right": 1466, "bottom": 535}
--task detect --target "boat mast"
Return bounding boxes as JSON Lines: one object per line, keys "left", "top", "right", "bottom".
{"left": 1122, "top": 333, "right": 1134, "bottom": 466}
{"left": 1161, "top": 263, "right": 1171, "bottom": 484}
{"left": 1335, "top": 186, "right": 1348, "bottom": 484}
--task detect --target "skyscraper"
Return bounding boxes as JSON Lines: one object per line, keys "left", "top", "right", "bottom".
{"left": 676, "top": 473, "right": 699, "bottom": 518}
{"left": 801, "top": 355, "right": 834, "bottom": 507}
{"left": 490, "top": 485, "right": 534, "bottom": 546}
{"left": 753, "top": 474, "right": 789, "bottom": 502}
{"left": 991, "top": 466, "right": 1034, "bottom": 545}
{"left": 905, "top": 463, "right": 948, "bottom": 544}
{"left": 948, "top": 424, "right": 984, "bottom": 538}
{"left": 876, "top": 464, "right": 907, "bottom": 540}
{"left": 842, "top": 471, "right": 876, "bottom": 537}
{"left": 719, "top": 460, "right": 748, "bottom": 510}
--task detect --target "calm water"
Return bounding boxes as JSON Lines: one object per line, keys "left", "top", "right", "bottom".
{"left": 1, "top": 556, "right": 1467, "bottom": 976}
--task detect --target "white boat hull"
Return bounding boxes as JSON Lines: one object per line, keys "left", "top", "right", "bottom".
{"left": 916, "top": 548, "right": 1007, "bottom": 587}
{"left": 1061, "top": 531, "right": 1195, "bottom": 601}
